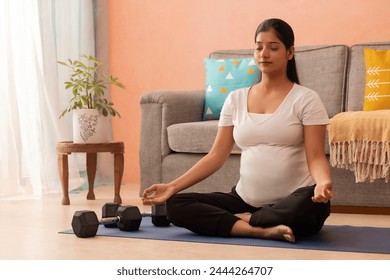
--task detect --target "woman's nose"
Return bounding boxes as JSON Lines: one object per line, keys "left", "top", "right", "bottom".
{"left": 260, "top": 48, "right": 269, "bottom": 58}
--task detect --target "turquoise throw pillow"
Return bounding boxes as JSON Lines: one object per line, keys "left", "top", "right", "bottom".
{"left": 203, "top": 58, "right": 260, "bottom": 120}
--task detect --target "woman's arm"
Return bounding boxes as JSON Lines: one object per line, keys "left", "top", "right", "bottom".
{"left": 142, "top": 125, "right": 235, "bottom": 204}
{"left": 303, "top": 125, "right": 334, "bottom": 203}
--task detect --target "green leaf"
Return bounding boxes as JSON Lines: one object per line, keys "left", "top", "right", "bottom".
{"left": 115, "top": 81, "right": 125, "bottom": 88}
{"left": 59, "top": 109, "right": 67, "bottom": 119}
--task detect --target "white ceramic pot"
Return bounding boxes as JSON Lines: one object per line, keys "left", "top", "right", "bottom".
{"left": 72, "top": 109, "right": 109, "bottom": 143}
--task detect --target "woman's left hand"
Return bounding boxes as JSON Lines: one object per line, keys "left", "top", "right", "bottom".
{"left": 312, "top": 181, "right": 333, "bottom": 203}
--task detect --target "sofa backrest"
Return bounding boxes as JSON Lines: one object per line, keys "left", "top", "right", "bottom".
{"left": 346, "top": 42, "right": 390, "bottom": 111}
{"left": 210, "top": 45, "right": 349, "bottom": 119}
{"left": 295, "top": 45, "right": 348, "bottom": 118}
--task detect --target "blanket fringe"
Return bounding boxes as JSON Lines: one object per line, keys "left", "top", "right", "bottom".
{"left": 330, "top": 141, "right": 390, "bottom": 183}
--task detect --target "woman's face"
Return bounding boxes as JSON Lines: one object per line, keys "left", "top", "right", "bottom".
{"left": 254, "top": 29, "right": 294, "bottom": 77}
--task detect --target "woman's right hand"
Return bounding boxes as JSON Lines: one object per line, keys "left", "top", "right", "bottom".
{"left": 141, "top": 183, "right": 176, "bottom": 205}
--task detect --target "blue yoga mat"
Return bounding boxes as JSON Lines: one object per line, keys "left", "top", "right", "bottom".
{"left": 61, "top": 216, "right": 390, "bottom": 255}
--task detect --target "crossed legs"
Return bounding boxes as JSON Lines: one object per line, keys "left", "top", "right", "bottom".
{"left": 166, "top": 186, "right": 330, "bottom": 242}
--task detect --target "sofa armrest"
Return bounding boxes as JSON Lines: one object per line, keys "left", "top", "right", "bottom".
{"left": 139, "top": 90, "right": 205, "bottom": 193}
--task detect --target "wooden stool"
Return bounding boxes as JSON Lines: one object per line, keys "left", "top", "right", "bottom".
{"left": 56, "top": 141, "right": 124, "bottom": 205}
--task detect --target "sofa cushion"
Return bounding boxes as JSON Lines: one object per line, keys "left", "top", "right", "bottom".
{"left": 363, "top": 48, "right": 390, "bottom": 111}
{"left": 167, "top": 120, "right": 241, "bottom": 154}
{"left": 295, "top": 45, "right": 348, "bottom": 118}
{"left": 203, "top": 58, "right": 260, "bottom": 120}
{"left": 346, "top": 42, "right": 390, "bottom": 111}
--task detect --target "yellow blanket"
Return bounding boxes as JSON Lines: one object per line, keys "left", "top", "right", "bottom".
{"left": 328, "top": 110, "right": 390, "bottom": 183}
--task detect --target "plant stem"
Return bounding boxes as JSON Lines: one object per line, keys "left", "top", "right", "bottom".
{"left": 89, "top": 93, "right": 92, "bottom": 108}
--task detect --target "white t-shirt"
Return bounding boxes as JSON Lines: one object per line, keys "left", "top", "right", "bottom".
{"left": 218, "top": 84, "right": 329, "bottom": 207}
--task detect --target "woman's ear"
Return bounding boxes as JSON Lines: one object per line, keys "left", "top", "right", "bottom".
{"left": 288, "top": 46, "right": 295, "bottom": 60}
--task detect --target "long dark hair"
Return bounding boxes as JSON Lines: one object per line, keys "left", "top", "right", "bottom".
{"left": 255, "top": 18, "right": 300, "bottom": 84}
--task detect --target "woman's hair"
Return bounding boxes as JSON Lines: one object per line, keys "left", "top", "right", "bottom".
{"left": 254, "top": 18, "right": 300, "bottom": 84}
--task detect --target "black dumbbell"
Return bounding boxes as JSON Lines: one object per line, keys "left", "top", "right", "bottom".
{"left": 71, "top": 205, "right": 142, "bottom": 238}
{"left": 151, "top": 203, "right": 171, "bottom": 227}
{"left": 102, "top": 202, "right": 142, "bottom": 231}
{"left": 102, "top": 202, "right": 121, "bottom": 228}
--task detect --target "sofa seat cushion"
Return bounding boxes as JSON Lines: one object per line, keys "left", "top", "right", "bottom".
{"left": 167, "top": 120, "right": 241, "bottom": 154}
{"left": 168, "top": 120, "right": 331, "bottom": 155}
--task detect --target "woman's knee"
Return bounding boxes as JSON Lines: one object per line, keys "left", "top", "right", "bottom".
{"left": 165, "top": 194, "right": 180, "bottom": 220}
{"left": 293, "top": 201, "right": 331, "bottom": 236}
{"left": 165, "top": 193, "right": 193, "bottom": 225}
{"left": 249, "top": 192, "right": 331, "bottom": 237}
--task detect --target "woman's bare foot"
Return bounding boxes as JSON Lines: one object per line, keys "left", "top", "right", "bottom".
{"left": 262, "top": 225, "right": 295, "bottom": 243}
{"left": 231, "top": 220, "right": 295, "bottom": 243}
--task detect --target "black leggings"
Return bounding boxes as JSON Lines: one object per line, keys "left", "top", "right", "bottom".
{"left": 166, "top": 186, "right": 330, "bottom": 238}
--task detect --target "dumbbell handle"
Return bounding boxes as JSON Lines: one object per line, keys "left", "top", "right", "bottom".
{"left": 100, "top": 216, "right": 121, "bottom": 225}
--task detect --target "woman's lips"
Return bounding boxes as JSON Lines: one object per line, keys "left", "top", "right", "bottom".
{"left": 259, "top": 61, "right": 272, "bottom": 65}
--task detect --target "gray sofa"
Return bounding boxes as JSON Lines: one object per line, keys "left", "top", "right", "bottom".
{"left": 139, "top": 42, "right": 390, "bottom": 213}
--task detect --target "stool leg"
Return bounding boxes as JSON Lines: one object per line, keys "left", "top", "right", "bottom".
{"left": 114, "top": 153, "right": 124, "bottom": 204}
{"left": 86, "top": 152, "right": 97, "bottom": 200}
{"left": 57, "top": 153, "right": 70, "bottom": 205}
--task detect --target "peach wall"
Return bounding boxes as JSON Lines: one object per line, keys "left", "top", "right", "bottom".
{"left": 108, "top": 0, "right": 390, "bottom": 184}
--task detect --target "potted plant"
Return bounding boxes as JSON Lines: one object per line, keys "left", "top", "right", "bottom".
{"left": 58, "top": 54, "right": 125, "bottom": 143}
